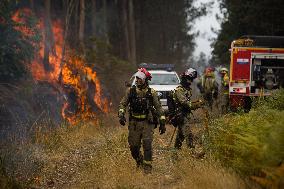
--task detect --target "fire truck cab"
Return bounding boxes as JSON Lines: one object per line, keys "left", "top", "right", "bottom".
{"left": 229, "top": 35, "right": 284, "bottom": 110}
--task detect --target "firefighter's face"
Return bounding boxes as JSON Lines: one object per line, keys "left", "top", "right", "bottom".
{"left": 220, "top": 71, "right": 227, "bottom": 77}
{"left": 186, "top": 78, "right": 193, "bottom": 85}
{"left": 136, "top": 77, "right": 145, "bottom": 86}
{"left": 182, "top": 77, "right": 192, "bottom": 87}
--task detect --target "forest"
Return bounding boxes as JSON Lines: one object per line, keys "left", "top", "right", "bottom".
{"left": 0, "top": 0, "right": 284, "bottom": 188}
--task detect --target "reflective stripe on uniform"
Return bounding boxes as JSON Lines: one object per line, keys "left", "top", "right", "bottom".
{"left": 132, "top": 114, "right": 147, "bottom": 119}
{"left": 143, "top": 160, "right": 152, "bottom": 165}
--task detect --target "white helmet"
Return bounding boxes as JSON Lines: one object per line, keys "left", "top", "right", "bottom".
{"left": 134, "top": 70, "right": 147, "bottom": 81}
{"left": 182, "top": 68, "right": 197, "bottom": 79}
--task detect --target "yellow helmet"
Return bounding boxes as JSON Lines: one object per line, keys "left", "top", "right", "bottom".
{"left": 219, "top": 67, "right": 228, "bottom": 74}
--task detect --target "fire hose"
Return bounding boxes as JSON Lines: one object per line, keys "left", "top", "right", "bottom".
{"left": 201, "top": 107, "right": 209, "bottom": 136}
{"left": 167, "top": 126, "right": 177, "bottom": 148}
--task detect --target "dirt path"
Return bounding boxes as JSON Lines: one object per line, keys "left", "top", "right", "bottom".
{"left": 32, "top": 112, "right": 256, "bottom": 189}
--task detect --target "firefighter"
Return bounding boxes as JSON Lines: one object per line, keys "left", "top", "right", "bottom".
{"left": 118, "top": 68, "right": 166, "bottom": 174}
{"left": 197, "top": 67, "right": 218, "bottom": 111}
{"left": 219, "top": 67, "right": 230, "bottom": 114}
{"left": 172, "top": 68, "right": 204, "bottom": 149}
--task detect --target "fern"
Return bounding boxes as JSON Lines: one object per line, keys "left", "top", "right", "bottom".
{"left": 205, "top": 89, "right": 284, "bottom": 186}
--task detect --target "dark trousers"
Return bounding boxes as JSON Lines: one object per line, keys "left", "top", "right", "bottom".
{"left": 128, "top": 119, "right": 154, "bottom": 165}
{"left": 174, "top": 118, "right": 194, "bottom": 149}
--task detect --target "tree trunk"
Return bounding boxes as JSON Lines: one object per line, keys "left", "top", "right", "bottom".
{"left": 122, "top": 0, "right": 130, "bottom": 60}
{"left": 29, "top": 0, "right": 34, "bottom": 11}
{"left": 74, "top": 1, "right": 79, "bottom": 46}
{"left": 128, "top": 0, "right": 136, "bottom": 65}
{"left": 91, "top": 0, "right": 96, "bottom": 35}
{"left": 79, "top": 0, "right": 85, "bottom": 52}
{"left": 43, "top": 0, "right": 54, "bottom": 71}
{"left": 59, "top": 0, "right": 75, "bottom": 82}
{"left": 102, "top": 0, "right": 109, "bottom": 42}
{"left": 91, "top": 0, "right": 96, "bottom": 49}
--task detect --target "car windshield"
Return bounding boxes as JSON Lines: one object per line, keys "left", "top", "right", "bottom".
{"left": 149, "top": 73, "right": 179, "bottom": 85}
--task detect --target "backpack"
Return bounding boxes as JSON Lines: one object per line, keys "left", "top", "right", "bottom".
{"left": 167, "top": 90, "right": 176, "bottom": 119}
{"left": 167, "top": 89, "right": 184, "bottom": 126}
{"left": 202, "top": 76, "right": 216, "bottom": 94}
{"left": 128, "top": 86, "right": 153, "bottom": 115}
{"left": 128, "top": 86, "right": 158, "bottom": 125}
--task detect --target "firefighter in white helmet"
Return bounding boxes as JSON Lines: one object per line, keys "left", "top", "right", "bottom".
{"left": 118, "top": 68, "right": 166, "bottom": 174}
{"left": 168, "top": 68, "right": 204, "bottom": 149}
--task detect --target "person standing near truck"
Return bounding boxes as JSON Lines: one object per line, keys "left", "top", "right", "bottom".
{"left": 197, "top": 67, "right": 218, "bottom": 111}
{"left": 219, "top": 67, "right": 230, "bottom": 114}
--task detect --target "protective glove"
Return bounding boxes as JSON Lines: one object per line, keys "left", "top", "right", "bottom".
{"left": 119, "top": 116, "right": 126, "bottom": 126}
{"left": 118, "top": 109, "right": 126, "bottom": 126}
{"left": 191, "top": 99, "right": 204, "bottom": 109}
{"left": 159, "top": 119, "right": 166, "bottom": 135}
{"left": 198, "top": 99, "right": 205, "bottom": 106}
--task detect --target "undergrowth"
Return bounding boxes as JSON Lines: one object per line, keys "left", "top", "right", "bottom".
{"left": 1, "top": 113, "right": 251, "bottom": 189}
{"left": 206, "top": 89, "right": 284, "bottom": 188}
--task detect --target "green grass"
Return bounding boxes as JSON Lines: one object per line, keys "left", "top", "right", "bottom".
{"left": 205, "top": 89, "right": 284, "bottom": 187}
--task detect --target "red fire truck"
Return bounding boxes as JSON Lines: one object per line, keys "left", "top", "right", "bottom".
{"left": 229, "top": 35, "right": 284, "bottom": 110}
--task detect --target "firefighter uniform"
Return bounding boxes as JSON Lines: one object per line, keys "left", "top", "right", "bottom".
{"left": 173, "top": 86, "right": 202, "bottom": 149}
{"left": 197, "top": 69, "right": 218, "bottom": 111}
{"left": 219, "top": 70, "right": 230, "bottom": 114}
{"left": 118, "top": 84, "right": 165, "bottom": 173}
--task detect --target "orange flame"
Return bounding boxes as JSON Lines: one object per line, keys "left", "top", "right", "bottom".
{"left": 61, "top": 56, "right": 110, "bottom": 115}
{"left": 85, "top": 67, "right": 110, "bottom": 113}
{"left": 13, "top": 8, "right": 110, "bottom": 123}
{"left": 30, "top": 19, "right": 62, "bottom": 82}
{"left": 12, "top": 8, "right": 37, "bottom": 38}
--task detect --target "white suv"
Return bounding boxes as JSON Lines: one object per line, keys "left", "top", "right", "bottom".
{"left": 131, "top": 65, "right": 180, "bottom": 110}
{"left": 148, "top": 70, "right": 180, "bottom": 110}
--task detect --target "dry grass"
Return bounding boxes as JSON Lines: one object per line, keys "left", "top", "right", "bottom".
{"left": 36, "top": 116, "right": 253, "bottom": 189}
{"left": 1, "top": 113, "right": 256, "bottom": 189}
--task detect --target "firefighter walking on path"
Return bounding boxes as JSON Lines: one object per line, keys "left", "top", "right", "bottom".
{"left": 118, "top": 68, "right": 166, "bottom": 174}
{"left": 197, "top": 67, "right": 218, "bottom": 111}
{"left": 167, "top": 68, "right": 204, "bottom": 149}
{"left": 219, "top": 67, "right": 230, "bottom": 114}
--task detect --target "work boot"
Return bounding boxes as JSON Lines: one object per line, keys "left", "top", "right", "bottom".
{"left": 187, "top": 133, "right": 195, "bottom": 149}
{"left": 143, "top": 160, "right": 152, "bottom": 174}
{"left": 171, "top": 149, "right": 179, "bottom": 162}
{"left": 136, "top": 155, "right": 144, "bottom": 169}
{"left": 187, "top": 143, "right": 195, "bottom": 149}
{"left": 130, "top": 146, "right": 143, "bottom": 169}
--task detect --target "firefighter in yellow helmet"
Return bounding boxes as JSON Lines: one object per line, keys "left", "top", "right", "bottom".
{"left": 219, "top": 67, "right": 230, "bottom": 114}
{"left": 118, "top": 68, "right": 166, "bottom": 174}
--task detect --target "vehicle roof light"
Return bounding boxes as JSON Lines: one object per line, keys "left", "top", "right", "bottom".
{"left": 139, "top": 63, "right": 174, "bottom": 71}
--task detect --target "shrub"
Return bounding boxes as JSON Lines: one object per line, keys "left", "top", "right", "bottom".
{"left": 206, "top": 89, "right": 284, "bottom": 177}
{"left": 0, "top": 1, "right": 41, "bottom": 81}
